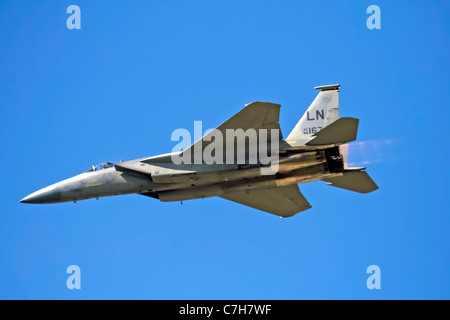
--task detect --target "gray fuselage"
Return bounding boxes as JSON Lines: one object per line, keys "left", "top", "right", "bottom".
{"left": 20, "top": 147, "right": 344, "bottom": 204}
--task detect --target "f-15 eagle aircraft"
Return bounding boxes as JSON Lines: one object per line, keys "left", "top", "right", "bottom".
{"left": 20, "top": 84, "right": 378, "bottom": 217}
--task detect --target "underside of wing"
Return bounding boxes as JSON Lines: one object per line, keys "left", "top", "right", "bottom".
{"left": 322, "top": 170, "right": 378, "bottom": 194}
{"left": 220, "top": 184, "right": 312, "bottom": 217}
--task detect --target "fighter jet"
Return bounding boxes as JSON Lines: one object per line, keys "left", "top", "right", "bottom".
{"left": 20, "top": 84, "right": 378, "bottom": 217}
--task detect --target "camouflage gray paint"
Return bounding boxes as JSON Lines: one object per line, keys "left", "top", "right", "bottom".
{"left": 20, "top": 85, "right": 378, "bottom": 218}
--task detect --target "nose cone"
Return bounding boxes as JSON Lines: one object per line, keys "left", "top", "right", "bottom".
{"left": 20, "top": 185, "right": 62, "bottom": 204}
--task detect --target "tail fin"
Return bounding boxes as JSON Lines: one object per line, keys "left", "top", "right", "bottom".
{"left": 287, "top": 84, "right": 340, "bottom": 141}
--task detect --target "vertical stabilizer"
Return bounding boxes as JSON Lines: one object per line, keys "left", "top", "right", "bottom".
{"left": 287, "top": 84, "right": 340, "bottom": 142}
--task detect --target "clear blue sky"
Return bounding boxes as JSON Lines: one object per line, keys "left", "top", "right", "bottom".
{"left": 1, "top": 0, "right": 449, "bottom": 299}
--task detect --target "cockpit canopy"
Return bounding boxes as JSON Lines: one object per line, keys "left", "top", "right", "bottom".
{"left": 86, "top": 161, "right": 115, "bottom": 172}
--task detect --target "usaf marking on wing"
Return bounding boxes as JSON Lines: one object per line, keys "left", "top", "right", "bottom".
{"left": 20, "top": 85, "right": 378, "bottom": 218}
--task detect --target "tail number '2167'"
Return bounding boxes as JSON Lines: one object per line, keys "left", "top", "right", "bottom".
{"left": 303, "top": 126, "right": 322, "bottom": 134}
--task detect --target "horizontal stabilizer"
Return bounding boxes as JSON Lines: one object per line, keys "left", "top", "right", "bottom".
{"left": 220, "top": 184, "right": 311, "bottom": 217}
{"left": 306, "top": 117, "right": 359, "bottom": 146}
{"left": 322, "top": 170, "right": 378, "bottom": 194}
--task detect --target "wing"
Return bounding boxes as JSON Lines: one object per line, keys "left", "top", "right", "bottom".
{"left": 220, "top": 184, "right": 312, "bottom": 218}
{"left": 183, "top": 102, "right": 282, "bottom": 163}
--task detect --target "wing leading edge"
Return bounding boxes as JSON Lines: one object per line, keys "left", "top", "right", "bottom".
{"left": 220, "top": 184, "right": 312, "bottom": 217}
